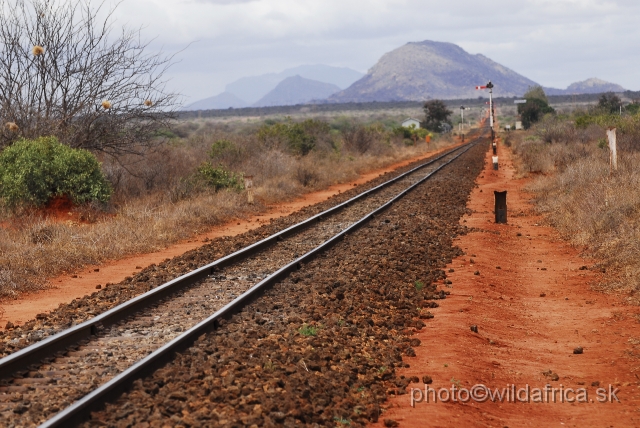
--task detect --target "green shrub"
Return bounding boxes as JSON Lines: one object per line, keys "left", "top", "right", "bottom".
{"left": 196, "top": 163, "right": 243, "bottom": 191}
{"left": 0, "top": 136, "right": 112, "bottom": 208}
{"left": 393, "top": 125, "right": 413, "bottom": 139}
{"left": 627, "top": 102, "right": 640, "bottom": 116}
{"left": 394, "top": 124, "right": 430, "bottom": 143}
{"left": 298, "top": 324, "right": 319, "bottom": 336}
{"left": 153, "top": 128, "right": 178, "bottom": 139}
{"left": 209, "top": 139, "right": 236, "bottom": 159}
{"left": 208, "top": 139, "right": 244, "bottom": 167}
{"left": 257, "top": 118, "right": 330, "bottom": 156}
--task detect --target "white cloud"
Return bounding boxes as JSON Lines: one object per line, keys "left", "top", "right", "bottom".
{"left": 109, "top": 0, "right": 640, "bottom": 102}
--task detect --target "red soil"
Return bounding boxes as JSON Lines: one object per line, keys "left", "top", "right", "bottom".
{"left": 1, "top": 143, "right": 462, "bottom": 325}
{"left": 0, "top": 196, "right": 98, "bottom": 229}
{"left": 372, "top": 144, "right": 640, "bottom": 427}
{"left": 42, "top": 195, "right": 76, "bottom": 221}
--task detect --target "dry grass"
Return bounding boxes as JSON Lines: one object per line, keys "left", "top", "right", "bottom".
{"left": 511, "top": 115, "right": 640, "bottom": 301}
{"left": 0, "top": 119, "right": 453, "bottom": 300}
{"left": 0, "top": 191, "right": 246, "bottom": 299}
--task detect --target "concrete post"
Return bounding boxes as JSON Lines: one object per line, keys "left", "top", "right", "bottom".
{"left": 607, "top": 127, "right": 617, "bottom": 173}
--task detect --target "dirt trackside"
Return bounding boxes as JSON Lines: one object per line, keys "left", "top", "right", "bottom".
{"left": 373, "top": 143, "right": 640, "bottom": 427}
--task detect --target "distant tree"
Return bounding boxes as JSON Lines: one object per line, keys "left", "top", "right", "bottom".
{"left": 423, "top": 100, "right": 452, "bottom": 132}
{"left": 626, "top": 101, "right": 640, "bottom": 116}
{"left": 523, "top": 86, "right": 549, "bottom": 104}
{"left": 0, "top": 0, "right": 179, "bottom": 154}
{"left": 518, "top": 86, "right": 555, "bottom": 129}
{"left": 598, "top": 93, "right": 623, "bottom": 114}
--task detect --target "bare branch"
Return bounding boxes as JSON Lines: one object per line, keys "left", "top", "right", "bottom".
{"left": 0, "top": 0, "right": 180, "bottom": 154}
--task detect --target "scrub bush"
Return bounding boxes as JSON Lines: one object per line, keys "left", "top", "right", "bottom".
{"left": 0, "top": 137, "right": 112, "bottom": 208}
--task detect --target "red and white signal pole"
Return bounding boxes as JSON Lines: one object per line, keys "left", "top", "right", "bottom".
{"left": 476, "top": 81, "right": 495, "bottom": 144}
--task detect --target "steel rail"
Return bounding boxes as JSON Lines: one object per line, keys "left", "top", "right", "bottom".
{"left": 39, "top": 137, "right": 483, "bottom": 427}
{"left": 0, "top": 139, "right": 475, "bottom": 382}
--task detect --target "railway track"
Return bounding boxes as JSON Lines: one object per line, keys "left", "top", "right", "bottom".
{"left": 0, "top": 133, "right": 485, "bottom": 427}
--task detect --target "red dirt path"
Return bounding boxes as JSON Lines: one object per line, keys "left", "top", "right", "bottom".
{"left": 372, "top": 144, "right": 640, "bottom": 427}
{"left": 1, "top": 144, "right": 460, "bottom": 326}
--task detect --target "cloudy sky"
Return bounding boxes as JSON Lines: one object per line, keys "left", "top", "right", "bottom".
{"left": 112, "top": 0, "right": 640, "bottom": 104}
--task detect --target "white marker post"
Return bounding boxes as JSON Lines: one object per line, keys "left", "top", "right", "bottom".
{"left": 606, "top": 127, "right": 617, "bottom": 174}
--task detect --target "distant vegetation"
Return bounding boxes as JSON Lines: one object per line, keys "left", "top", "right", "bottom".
{"left": 517, "top": 86, "right": 555, "bottom": 129}
{"left": 257, "top": 119, "right": 332, "bottom": 155}
{"left": 423, "top": 100, "right": 453, "bottom": 132}
{"left": 597, "top": 93, "right": 623, "bottom": 114}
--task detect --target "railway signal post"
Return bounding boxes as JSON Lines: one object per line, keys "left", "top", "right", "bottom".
{"left": 476, "top": 81, "right": 495, "bottom": 147}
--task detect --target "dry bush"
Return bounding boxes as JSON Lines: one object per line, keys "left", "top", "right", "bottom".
{"left": 101, "top": 144, "right": 207, "bottom": 202}
{"left": 534, "top": 116, "right": 576, "bottom": 144}
{"left": 576, "top": 124, "right": 603, "bottom": 144}
{"left": 512, "top": 117, "right": 595, "bottom": 174}
{"left": 514, "top": 117, "right": 640, "bottom": 300}
{"left": 618, "top": 124, "right": 640, "bottom": 152}
{"left": 512, "top": 137, "right": 555, "bottom": 173}
{"left": 343, "top": 126, "right": 376, "bottom": 154}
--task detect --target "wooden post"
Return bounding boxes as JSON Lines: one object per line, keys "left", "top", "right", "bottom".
{"left": 494, "top": 191, "right": 507, "bottom": 224}
{"left": 607, "top": 127, "right": 617, "bottom": 174}
{"left": 243, "top": 175, "right": 254, "bottom": 204}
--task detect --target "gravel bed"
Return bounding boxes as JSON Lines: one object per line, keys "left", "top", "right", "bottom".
{"left": 78, "top": 142, "right": 486, "bottom": 427}
{"left": 0, "top": 141, "right": 481, "bottom": 426}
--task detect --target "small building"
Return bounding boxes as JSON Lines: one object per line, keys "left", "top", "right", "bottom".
{"left": 402, "top": 118, "right": 421, "bottom": 128}
{"left": 515, "top": 121, "right": 523, "bottom": 130}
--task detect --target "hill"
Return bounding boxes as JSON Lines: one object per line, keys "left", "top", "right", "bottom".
{"left": 544, "top": 78, "right": 626, "bottom": 95}
{"left": 183, "top": 92, "right": 247, "bottom": 111}
{"left": 225, "top": 64, "right": 363, "bottom": 104}
{"left": 329, "top": 40, "right": 538, "bottom": 102}
{"left": 253, "top": 76, "right": 341, "bottom": 107}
